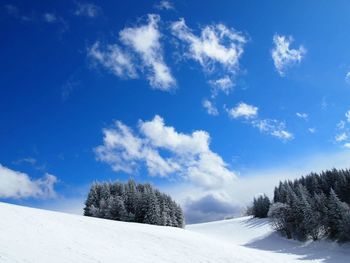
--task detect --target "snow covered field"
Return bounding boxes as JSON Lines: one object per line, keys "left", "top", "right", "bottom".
{"left": 0, "top": 202, "right": 349, "bottom": 263}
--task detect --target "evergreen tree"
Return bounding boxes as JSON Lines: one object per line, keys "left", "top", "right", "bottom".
{"left": 252, "top": 194, "right": 271, "bottom": 218}
{"left": 84, "top": 180, "right": 185, "bottom": 228}
{"left": 327, "top": 189, "right": 347, "bottom": 239}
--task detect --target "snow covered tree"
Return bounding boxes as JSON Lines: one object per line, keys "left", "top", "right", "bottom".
{"left": 106, "top": 196, "right": 127, "bottom": 221}
{"left": 252, "top": 194, "right": 271, "bottom": 218}
{"left": 84, "top": 180, "right": 185, "bottom": 228}
{"left": 269, "top": 168, "right": 350, "bottom": 242}
{"left": 327, "top": 189, "right": 348, "bottom": 239}
{"left": 268, "top": 202, "right": 292, "bottom": 239}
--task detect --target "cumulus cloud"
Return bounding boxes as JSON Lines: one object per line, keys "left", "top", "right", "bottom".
{"left": 120, "top": 14, "right": 175, "bottom": 90}
{"left": 154, "top": 0, "right": 174, "bottom": 10}
{"left": 88, "top": 42, "right": 137, "bottom": 79}
{"left": 202, "top": 99, "right": 219, "bottom": 116}
{"left": 209, "top": 76, "right": 234, "bottom": 96}
{"left": 95, "top": 115, "right": 236, "bottom": 189}
{"left": 272, "top": 34, "right": 306, "bottom": 76}
{"left": 296, "top": 112, "right": 308, "bottom": 120}
{"left": 74, "top": 2, "right": 101, "bottom": 18}
{"left": 227, "top": 102, "right": 258, "bottom": 119}
{"left": 0, "top": 164, "right": 57, "bottom": 199}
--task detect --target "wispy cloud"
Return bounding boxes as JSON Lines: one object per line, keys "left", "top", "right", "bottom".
{"left": 345, "top": 72, "right": 350, "bottom": 84}
{"left": 61, "top": 74, "right": 81, "bottom": 101}
{"left": 88, "top": 42, "right": 137, "bottom": 79}
{"left": 335, "top": 132, "right": 348, "bottom": 142}
{"left": 334, "top": 111, "right": 350, "bottom": 147}
{"left": 0, "top": 164, "right": 57, "bottom": 199}
{"left": 346, "top": 110, "right": 350, "bottom": 122}
{"left": 226, "top": 102, "right": 293, "bottom": 141}
{"left": 43, "top": 13, "right": 57, "bottom": 23}
{"left": 95, "top": 115, "right": 236, "bottom": 189}
{"left": 252, "top": 119, "right": 293, "bottom": 140}
{"left": 154, "top": 0, "right": 174, "bottom": 10}
{"left": 4, "top": 4, "right": 32, "bottom": 21}
{"left": 337, "top": 120, "right": 346, "bottom": 130}
{"left": 209, "top": 75, "right": 234, "bottom": 96}
{"left": 13, "top": 157, "right": 37, "bottom": 166}
{"left": 171, "top": 18, "right": 246, "bottom": 91}
{"left": 74, "top": 2, "right": 101, "bottom": 18}
{"left": 308, "top": 127, "right": 316, "bottom": 133}
{"left": 296, "top": 112, "right": 308, "bottom": 120}
{"left": 202, "top": 99, "right": 219, "bottom": 116}
{"left": 272, "top": 34, "right": 306, "bottom": 76}
{"left": 120, "top": 14, "right": 176, "bottom": 91}
{"left": 344, "top": 143, "right": 350, "bottom": 149}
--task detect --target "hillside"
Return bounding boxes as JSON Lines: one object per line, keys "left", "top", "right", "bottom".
{"left": 0, "top": 202, "right": 349, "bottom": 262}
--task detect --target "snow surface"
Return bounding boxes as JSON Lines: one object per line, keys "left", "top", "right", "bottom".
{"left": 0, "top": 202, "right": 349, "bottom": 262}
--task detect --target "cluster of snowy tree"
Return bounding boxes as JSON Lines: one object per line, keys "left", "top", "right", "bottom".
{"left": 248, "top": 194, "right": 271, "bottom": 218}
{"left": 84, "top": 180, "right": 184, "bottom": 228}
{"left": 268, "top": 168, "right": 350, "bottom": 241}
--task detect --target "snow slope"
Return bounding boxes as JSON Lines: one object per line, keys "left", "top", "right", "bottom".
{"left": 0, "top": 202, "right": 349, "bottom": 263}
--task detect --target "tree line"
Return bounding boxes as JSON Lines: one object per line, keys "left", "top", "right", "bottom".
{"left": 249, "top": 168, "right": 350, "bottom": 242}
{"left": 84, "top": 180, "right": 184, "bottom": 228}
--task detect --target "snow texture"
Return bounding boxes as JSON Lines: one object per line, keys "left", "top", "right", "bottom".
{"left": 0, "top": 202, "right": 349, "bottom": 262}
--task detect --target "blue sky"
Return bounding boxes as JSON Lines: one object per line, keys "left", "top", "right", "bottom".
{"left": 2, "top": 0, "right": 350, "bottom": 223}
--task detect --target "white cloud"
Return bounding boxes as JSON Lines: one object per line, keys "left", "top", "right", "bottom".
{"left": 225, "top": 102, "right": 293, "bottom": 141}
{"left": 346, "top": 110, "right": 350, "bottom": 122}
{"left": 0, "top": 164, "right": 57, "bottom": 199}
{"left": 272, "top": 34, "right": 306, "bottom": 76}
{"left": 88, "top": 42, "right": 137, "bottom": 79}
{"left": 227, "top": 102, "right": 258, "bottom": 119}
{"left": 95, "top": 115, "right": 236, "bottom": 189}
{"left": 171, "top": 18, "right": 246, "bottom": 74}
{"left": 154, "top": 0, "right": 174, "bottom": 10}
{"left": 202, "top": 99, "right": 218, "bottom": 116}
{"left": 251, "top": 119, "right": 294, "bottom": 141}
{"left": 335, "top": 132, "right": 348, "bottom": 142}
{"left": 120, "top": 14, "right": 175, "bottom": 91}
{"left": 75, "top": 2, "right": 101, "bottom": 18}
{"left": 271, "top": 130, "right": 294, "bottom": 140}
{"left": 209, "top": 76, "right": 234, "bottom": 96}
{"left": 296, "top": 112, "right": 308, "bottom": 120}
